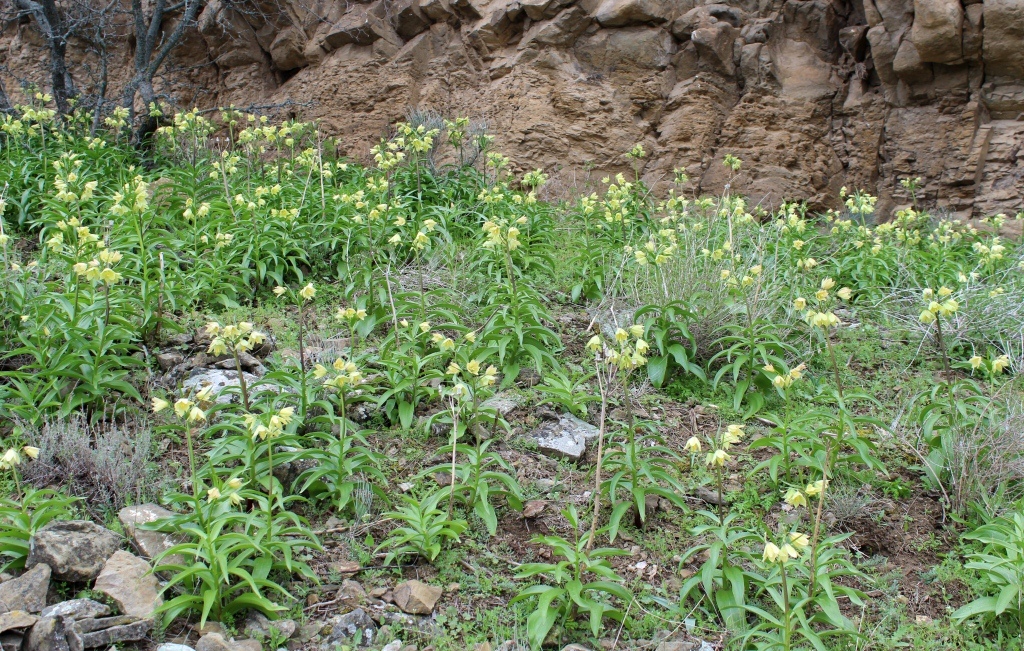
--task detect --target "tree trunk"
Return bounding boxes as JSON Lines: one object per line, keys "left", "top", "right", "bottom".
{"left": 15, "top": 0, "right": 76, "bottom": 114}
{"left": 0, "top": 78, "right": 11, "bottom": 112}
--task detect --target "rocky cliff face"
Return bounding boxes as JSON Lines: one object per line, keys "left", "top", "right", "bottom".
{"left": 4, "top": 0, "right": 1023, "bottom": 216}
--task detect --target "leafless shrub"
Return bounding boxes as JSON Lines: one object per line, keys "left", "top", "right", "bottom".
{"left": 621, "top": 210, "right": 797, "bottom": 362}
{"left": 826, "top": 484, "right": 879, "bottom": 529}
{"left": 22, "top": 414, "right": 154, "bottom": 514}
{"left": 879, "top": 279, "right": 1024, "bottom": 368}
{"left": 930, "top": 396, "right": 1024, "bottom": 514}
{"left": 352, "top": 478, "right": 376, "bottom": 524}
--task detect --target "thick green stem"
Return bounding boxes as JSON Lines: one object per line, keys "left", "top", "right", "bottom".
{"left": 447, "top": 402, "right": 459, "bottom": 521}
{"left": 781, "top": 562, "right": 791, "bottom": 651}
{"left": 233, "top": 349, "right": 251, "bottom": 411}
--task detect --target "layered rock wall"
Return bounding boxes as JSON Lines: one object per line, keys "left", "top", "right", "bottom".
{"left": 2, "top": 0, "right": 1022, "bottom": 216}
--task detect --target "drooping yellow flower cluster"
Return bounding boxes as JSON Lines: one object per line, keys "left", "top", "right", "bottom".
{"left": 446, "top": 358, "right": 499, "bottom": 400}
{"left": 70, "top": 248, "right": 124, "bottom": 286}
{"left": 762, "top": 531, "right": 810, "bottom": 564}
{"left": 50, "top": 154, "right": 99, "bottom": 204}
{"left": 243, "top": 406, "right": 295, "bottom": 441}
{"left": 397, "top": 122, "right": 440, "bottom": 154}
{"left": 763, "top": 363, "right": 805, "bottom": 390}
{"left": 206, "top": 321, "right": 267, "bottom": 357}
{"left": 108, "top": 176, "right": 150, "bottom": 217}
{"left": 522, "top": 169, "right": 548, "bottom": 189}
{"left": 444, "top": 117, "right": 470, "bottom": 147}
{"left": 371, "top": 138, "right": 406, "bottom": 170}
{"left": 336, "top": 305, "right": 368, "bottom": 325}
{"left": 973, "top": 237, "right": 1006, "bottom": 266}
{"left": 968, "top": 354, "right": 1010, "bottom": 376}
{"left": 600, "top": 174, "right": 635, "bottom": 225}
{"left": 586, "top": 324, "right": 650, "bottom": 371}
{"left": 705, "top": 423, "right": 745, "bottom": 468}
{"left": 784, "top": 480, "right": 825, "bottom": 509}
{"left": 0, "top": 445, "right": 40, "bottom": 470}
{"left": 152, "top": 385, "right": 214, "bottom": 423}
{"left": 207, "top": 476, "right": 244, "bottom": 505}
{"left": 918, "top": 286, "right": 959, "bottom": 324}
{"left": 482, "top": 216, "right": 527, "bottom": 252}
{"left": 314, "top": 358, "right": 365, "bottom": 391}
{"left": 156, "top": 108, "right": 216, "bottom": 139}
{"left": 629, "top": 228, "right": 678, "bottom": 267}
{"left": 797, "top": 278, "right": 851, "bottom": 330}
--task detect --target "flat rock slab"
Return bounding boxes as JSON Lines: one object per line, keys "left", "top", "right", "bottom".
{"left": 321, "top": 609, "right": 376, "bottom": 648}
{"left": 0, "top": 563, "right": 50, "bottom": 613}
{"left": 93, "top": 551, "right": 162, "bottom": 618}
{"left": 242, "top": 612, "right": 297, "bottom": 640}
{"left": 0, "top": 611, "right": 37, "bottom": 634}
{"left": 76, "top": 616, "right": 154, "bottom": 648}
{"left": 27, "top": 521, "right": 119, "bottom": 582}
{"left": 196, "top": 632, "right": 261, "bottom": 651}
{"left": 527, "top": 413, "right": 600, "bottom": 461}
{"left": 118, "top": 504, "right": 183, "bottom": 565}
{"left": 393, "top": 580, "right": 442, "bottom": 615}
{"left": 183, "top": 369, "right": 261, "bottom": 405}
{"left": 41, "top": 600, "right": 111, "bottom": 620}
{"left": 471, "top": 393, "right": 523, "bottom": 437}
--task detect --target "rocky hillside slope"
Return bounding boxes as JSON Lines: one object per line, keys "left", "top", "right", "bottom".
{"left": 3, "top": 0, "right": 1023, "bottom": 216}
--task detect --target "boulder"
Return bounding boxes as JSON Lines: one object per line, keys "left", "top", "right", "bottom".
{"left": 93, "top": 551, "right": 163, "bottom": 619}
{"left": 0, "top": 564, "right": 50, "bottom": 613}
{"left": 983, "top": 0, "right": 1024, "bottom": 78}
{"left": 419, "top": 0, "right": 454, "bottom": 21}
{"left": 182, "top": 369, "right": 261, "bottom": 405}
{"left": 467, "top": 2, "right": 523, "bottom": 53}
{"left": 24, "top": 617, "right": 71, "bottom": 651}
{"left": 692, "top": 22, "right": 737, "bottom": 75}
{"left": 320, "top": 609, "right": 377, "bottom": 648}
{"left": 337, "top": 579, "right": 367, "bottom": 609}
{"left": 75, "top": 616, "right": 154, "bottom": 648}
{"left": 393, "top": 580, "right": 442, "bottom": 615}
{"left": 594, "top": 0, "right": 674, "bottom": 27}
{"left": 575, "top": 27, "right": 676, "bottom": 74}
{"left": 866, "top": 25, "right": 900, "bottom": 86}
{"left": 470, "top": 392, "right": 523, "bottom": 436}
{"left": 519, "top": 0, "right": 572, "bottom": 20}
{"left": 527, "top": 413, "right": 600, "bottom": 461}
{"left": 874, "top": 0, "right": 914, "bottom": 39}
{"left": 27, "top": 521, "right": 119, "bottom": 583}
{"left": 909, "top": 0, "right": 963, "bottom": 63}
{"left": 269, "top": 27, "right": 307, "bottom": 71}
{"left": 212, "top": 352, "right": 264, "bottom": 373}
{"left": 155, "top": 351, "right": 184, "bottom": 372}
{"left": 40, "top": 600, "right": 111, "bottom": 620}
{"left": 391, "top": 0, "right": 430, "bottom": 39}
{"left": 961, "top": 3, "right": 983, "bottom": 61}
{"left": 838, "top": 25, "right": 868, "bottom": 60}
{"left": 118, "top": 504, "right": 182, "bottom": 566}
{"left": 0, "top": 632, "right": 24, "bottom": 651}
{"left": 157, "top": 645, "right": 196, "bottom": 651}
{"left": 196, "top": 632, "right": 261, "bottom": 651}
{"left": 243, "top": 612, "right": 296, "bottom": 640}
{"left": 520, "top": 6, "right": 591, "bottom": 48}
{"left": 0, "top": 611, "right": 37, "bottom": 634}
{"left": 671, "top": 4, "right": 744, "bottom": 40}
{"left": 892, "top": 38, "right": 933, "bottom": 84}
{"left": 325, "top": 2, "right": 385, "bottom": 48}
